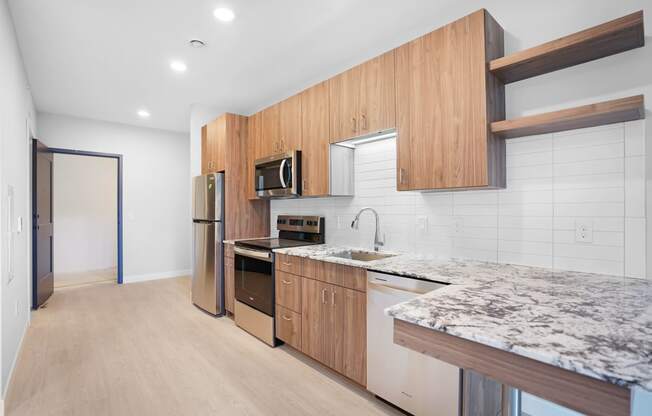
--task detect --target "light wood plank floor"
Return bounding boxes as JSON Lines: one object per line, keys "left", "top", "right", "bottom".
{"left": 5, "top": 277, "right": 401, "bottom": 416}
{"left": 54, "top": 268, "right": 116, "bottom": 289}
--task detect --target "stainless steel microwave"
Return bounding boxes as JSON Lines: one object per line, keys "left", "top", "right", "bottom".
{"left": 254, "top": 150, "right": 301, "bottom": 198}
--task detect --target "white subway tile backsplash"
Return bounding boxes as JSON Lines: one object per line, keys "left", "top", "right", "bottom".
{"left": 553, "top": 124, "right": 623, "bottom": 147}
{"left": 553, "top": 217, "right": 624, "bottom": 232}
{"left": 625, "top": 156, "right": 645, "bottom": 218}
{"left": 271, "top": 121, "right": 646, "bottom": 278}
{"left": 498, "top": 190, "right": 553, "bottom": 204}
{"left": 625, "top": 218, "right": 646, "bottom": 278}
{"left": 506, "top": 134, "right": 552, "bottom": 154}
{"left": 553, "top": 188, "right": 624, "bottom": 203}
{"left": 554, "top": 143, "right": 624, "bottom": 164}
{"left": 553, "top": 256, "right": 624, "bottom": 276}
{"left": 498, "top": 227, "right": 553, "bottom": 243}
{"left": 553, "top": 158, "right": 624, "bottom": 177}
{"left": 553, "top": 202, "right": 624, "bottom": 217}
{"left": 625, "top": 120, "right": 645, "bottom": 157}
{"left": 553, "top": 173, "right": 624, "bottom": 190}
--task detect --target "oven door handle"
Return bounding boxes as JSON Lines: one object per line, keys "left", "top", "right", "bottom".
{"left": 279, "top": 158, "right": 287, "bottom": 188}
{"left": 234, "top": 247, "right": 272, "bottom": 262}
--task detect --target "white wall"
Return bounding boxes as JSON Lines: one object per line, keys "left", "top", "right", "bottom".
{"left": 53, "top": 154, "right": 117, "bottom": 275}
{"left": 37, "top": 113, "right": 191, "bottom": 283}
{"left": 0, "top": 0, "right": 36, "bottom": 399}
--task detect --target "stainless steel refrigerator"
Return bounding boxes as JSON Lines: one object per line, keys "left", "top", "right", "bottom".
{"left": 192, "top": 173, "right": 225, "bottom": 315}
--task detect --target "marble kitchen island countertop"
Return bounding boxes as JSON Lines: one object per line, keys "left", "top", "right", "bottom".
{"left": 274, "top": 244, "right": 652, "bottom": 393}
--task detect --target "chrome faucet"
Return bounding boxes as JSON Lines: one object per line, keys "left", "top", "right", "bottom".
{"left": 351, "top": 207, "right": 385, "bottom": 251}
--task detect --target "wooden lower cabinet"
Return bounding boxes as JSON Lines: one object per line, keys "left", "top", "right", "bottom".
{"left": 275, "top": 305, "right": 302, "bottom": 350}
{"left": 300, "top": 276, "right": 366, "bottom": 386}
{"left": 341, "top": 288, "right": 366, "bottom": 385}
{"left": 224, "top": 255, "right": 235, "bottom": 314}
{"left": 300, "top": 278, "right": 326, "bottom": 362}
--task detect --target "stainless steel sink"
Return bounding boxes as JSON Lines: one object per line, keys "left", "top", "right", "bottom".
{"left": 331, "top": 250, "right": 396, "bottom": 262}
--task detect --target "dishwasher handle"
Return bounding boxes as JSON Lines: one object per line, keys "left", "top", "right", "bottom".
{"left": 367, "top": 271, "right": 445, "bottom": 295}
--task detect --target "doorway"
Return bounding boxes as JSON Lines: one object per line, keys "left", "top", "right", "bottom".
{"left": 32, "top": 140, "right": 124, "bottom": 308}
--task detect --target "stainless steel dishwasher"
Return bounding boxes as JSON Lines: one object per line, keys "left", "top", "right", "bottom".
{"left": 367, "top": 270, "right": 461, "bottom": 416}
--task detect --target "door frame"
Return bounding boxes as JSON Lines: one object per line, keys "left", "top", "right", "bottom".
{"left": 33, "top": 145, "right": 124, "bottom": 299}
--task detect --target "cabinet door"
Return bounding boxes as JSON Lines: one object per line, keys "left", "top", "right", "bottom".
{"left": 224, "top": 256, "right": 234, "bottom": 313}
{"left": 325, "top": 284, "right": 345, "bottom": 373}
{"left": 396, "top": 10, "right": 493, "bottom": 190}
{"left": 301, "top": 82, "right": 330, "bottom": 196}
{"left": 278, "top": 94, "right": 302, "bottom": 152}
{"left": 201, "top": 125, "right": 210, "bottom": 174}
{"left": 262, "top": 104, "right": 280, "bottom": 155}
{"left": 359, "top": 50, "right": 396, "bottom": 136}
{"left": 206, "top": 116, "right": 226, "bottom": 172}
{"left": 341, "top": 288, "right": 366, "bottom": 385}
{"left": 246, "top": 112, "right": 261, "bottom": 200}
{"left": 329, "top": 66, "right": 361, "bottom": 143}
{"left": 301, "top": 278, "right": 326, "bottom": 363}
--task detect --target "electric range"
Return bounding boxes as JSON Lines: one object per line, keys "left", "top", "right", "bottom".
{"left": 233, "top": 215, "right": 324, "bottom": 346}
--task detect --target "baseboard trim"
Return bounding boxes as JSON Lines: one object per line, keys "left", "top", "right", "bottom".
{"left": 123, "top": 269, "right": 191, "bottom": 284}
{"left": 3, "top": 316, "right": 29, "bottom": 402}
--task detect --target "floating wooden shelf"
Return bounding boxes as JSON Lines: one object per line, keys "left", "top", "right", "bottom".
{"left": 490, "top": 11, "right": 645, "bottom": 84}
{"left": 491, "top": 95, "right": 645, "bottom": 139}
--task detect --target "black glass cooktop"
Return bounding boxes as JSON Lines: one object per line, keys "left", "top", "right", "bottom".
{"left": 235, "top": 238, "right": 319, "bottom": 251}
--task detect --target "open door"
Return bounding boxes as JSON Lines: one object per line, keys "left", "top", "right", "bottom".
{"left": 32, "top": 139, "right": 54, "bottom": 308}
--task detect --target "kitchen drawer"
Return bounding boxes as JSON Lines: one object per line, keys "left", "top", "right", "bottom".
{"left": 275, "top": 253, "right": 302, "bottom": 275}
{"left": 225, "top": 244, "right": 234, "bottom": 259}
{"left": 275, "top": 271, "right": 302, "bottom": 313}
{"left": 303, "top": 259, "right": 366, "bottom": 292}
{"left": 276, "top": 305, "right": 301, "bottom": 350}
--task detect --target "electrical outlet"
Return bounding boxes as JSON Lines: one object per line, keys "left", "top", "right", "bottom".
{"left": 336, "top": 216, "right": 342, "bottom": 230}
{"left": 416, "top": 216, "right": 428, "bottom": 231}
{"left": 575, "top": 220, "right": 594, "bottom": 243}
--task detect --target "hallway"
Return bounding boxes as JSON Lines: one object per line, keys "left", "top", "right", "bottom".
{"left": 4, "top": 277, "right": 398, "bottom": 416}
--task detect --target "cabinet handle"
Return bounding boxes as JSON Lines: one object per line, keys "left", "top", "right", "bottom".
{"left": 281, "top": 315, "right": 292, "bottom": 321}
{"left": 281, "top": 279, "right": 292, "bottom": 285}
{"left": 361, "top": 114, "right": 368, "bottom": 130}
{"left": 302, "top": 179, "right": 307, "bottom": 191}
{"left": 399, "top": 168, "right": 407, "bottom": 184}
{"left": 331, "top": 290, "right": 335, "bottom": 306}
{"left": 351, "top": 117, "right": 357, "bottom": 133}
{"left": 282, "top": 261, "right": 292, "bottom": 266}
{"left": 321, "top": 289, "right": 327, "bottom": 304}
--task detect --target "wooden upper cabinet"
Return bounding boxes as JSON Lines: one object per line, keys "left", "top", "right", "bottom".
{"left": 261, "top": 95, "right": 302, "bottom": 156}
{"left": 359, "top": 50, "right": 396, "bottom": 136}
{"left": 329, "top": 50, "right": 396, "bottom": 143}
{"left": 301, "top": 81, "right": 330, "bottom": 197}
{"left": 279, "top": 94, "right": 302, "bottom": 152}
{"left": 246, "top": 112, "right": 262, "bottom": 200}
{"left": 396, "top": 9, "right": 505, "bottom": 191}
{"left": 262, "top": 104, "right": 280, "bottom": 156}
{"left": 200, "top": 125, "right": 209, "bottom": 174}
{"left": 202, "top": 115, "right": 227, "bottom": 173}
{"left": 329, "top": 65, "right": 361, "bottom": 143}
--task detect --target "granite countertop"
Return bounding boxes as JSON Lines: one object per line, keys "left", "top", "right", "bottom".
{"left": 223, "top": 237, "right": 270, "bottom": 245}
{"left": 274, "top": 244, "right": 652, "bottom": 393}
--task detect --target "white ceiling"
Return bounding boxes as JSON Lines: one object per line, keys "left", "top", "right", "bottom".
{"left": 8, "top": 0, "right": 648, "bottom": 133}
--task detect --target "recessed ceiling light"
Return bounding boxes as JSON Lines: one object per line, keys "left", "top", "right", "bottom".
{"left": 213, "top": 7, "right": 235, "bottom": 22}
{"left": 170, "top": 60, "right": 187, "bottom": 72}
{"left": 137, "top": 109, "right": 150, "bottom": 118}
